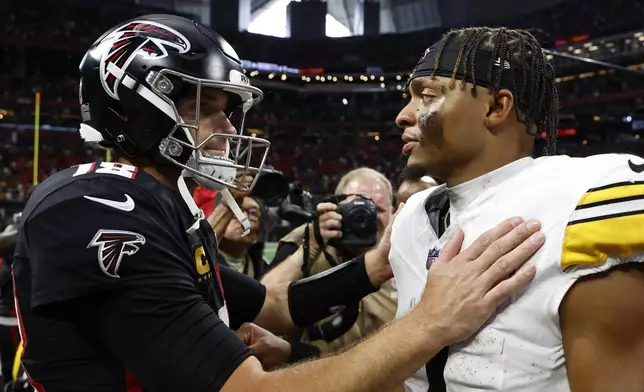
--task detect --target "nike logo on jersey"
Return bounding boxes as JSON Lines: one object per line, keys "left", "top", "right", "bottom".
{"left": 628, "top": 159, "right": 644, "bottom": 173}
{"left": 84, "top": 194, "right": 135, "bottom": 211}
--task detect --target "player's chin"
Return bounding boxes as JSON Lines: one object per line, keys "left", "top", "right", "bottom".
{"left": 406, "top": 152, "right": 431, "bottom": 168}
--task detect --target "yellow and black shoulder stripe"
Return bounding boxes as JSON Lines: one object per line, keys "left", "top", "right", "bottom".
{"left": 561, "top": 180, "right": 644, "bottom": 271}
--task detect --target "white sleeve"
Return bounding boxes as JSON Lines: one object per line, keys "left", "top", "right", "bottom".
{"left": 549, "top": 154, "right": 644, "bottom": 313}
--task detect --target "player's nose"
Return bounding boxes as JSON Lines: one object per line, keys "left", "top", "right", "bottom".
{"left": 395, "top": 103, "right": 417, "bottom": 130}
{"left": 213, "top": 111, "right": 237, "bottom": 135}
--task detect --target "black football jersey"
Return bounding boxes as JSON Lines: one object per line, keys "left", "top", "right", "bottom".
{"left": 13, "top": 162, "right": 263, "bottom": 392}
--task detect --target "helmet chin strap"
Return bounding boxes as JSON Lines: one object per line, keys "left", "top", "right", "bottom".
{"left": 220, "top": 188, "right": 251, "bottom": 237}
{"left": 179, "top": 171, "right": 251, "bottom": 237}
{"left": 177, "top": 174, "right": 205, "bottom": 234}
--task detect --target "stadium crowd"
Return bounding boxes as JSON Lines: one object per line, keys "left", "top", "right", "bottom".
{"left": 1, "top": 0, "right": 644, "bottom": 200}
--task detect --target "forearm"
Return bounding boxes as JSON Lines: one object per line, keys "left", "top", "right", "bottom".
{"left": 253, "top": 281, "right": 292, "bottom": 334}
{"left": 261, "top": 246, "right": 306, "bottom": 286}
{"left": 262, "top": 311, "right": 442, "bottom": 392}
{"left": 207, "top": 203, "right": 235, "bottom": 239}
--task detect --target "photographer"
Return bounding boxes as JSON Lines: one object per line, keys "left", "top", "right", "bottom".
{"left": 195, "top": 170, "right": 287, "bottom": 280}
{"left": 262, "top": 168, "right": 397, "bottom": 354}
{"left": 217, "top": 195, "right": 268, "bottom": 280}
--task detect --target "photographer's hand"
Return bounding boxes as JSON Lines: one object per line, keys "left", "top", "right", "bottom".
{"left": 206, "top": 174, "right": 254, "bottom": 239}
{"left": 364, "top": 203, "right": 403, "bottom": 287}
{"left": 315, "top": 202, "right": 343, "bottom": 243}
{"left": 230, "top": 175, "right": 254, "bottom": 202}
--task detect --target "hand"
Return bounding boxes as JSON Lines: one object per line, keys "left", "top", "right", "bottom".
{"left": 417, "top": 217, "right": 543, "bottom": 347}
{"left": 229, "top": 174, "right": 254, "bottom": 202}
{"left": 236, "top": 323, "right": 292, "bottom": 370}
{"left": 364, "top": 203, "right": 405, "bottom": 285}
{"left": 315, "top": 202, "right": 343, "bottom": 241}
{"left": 375, "top": 202, "right": 404, "bottom": 261}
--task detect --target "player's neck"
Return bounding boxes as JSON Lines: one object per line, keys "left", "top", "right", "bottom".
{"left": 118, "top": 157, "right": 182, "bottom": 190}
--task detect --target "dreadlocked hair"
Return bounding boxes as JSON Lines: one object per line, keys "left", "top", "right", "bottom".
{"left": 404, "top": 27, "right": 559, "bottom": 154}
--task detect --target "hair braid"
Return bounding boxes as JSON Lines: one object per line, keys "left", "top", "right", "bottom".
{"left": 432, "top": 30, "right": 456, "bottom": 80}
{"left": 452, "top": 30, "right": 479, "bottom": 90}
{"left": 466, "top": 29, "right": 489, "bottom": 97}
{"left": 487, "top": 29, "right": 504, "bottom": 93}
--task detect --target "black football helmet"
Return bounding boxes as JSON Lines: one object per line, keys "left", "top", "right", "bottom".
{"left": 78, "top": 14, "right": 269, "bottom": 191}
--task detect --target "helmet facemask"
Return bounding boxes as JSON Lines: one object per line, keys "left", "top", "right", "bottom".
{"left": 150, "top": 68, "right": 270, "bottom": 192}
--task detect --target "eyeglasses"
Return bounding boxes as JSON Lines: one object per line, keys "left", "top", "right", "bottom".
{"left": 242, "top": 207, "right": 262, "bottom": 223}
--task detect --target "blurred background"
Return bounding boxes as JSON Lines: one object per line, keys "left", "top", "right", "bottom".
{"left": 2, "top": 0, "right": 644, "bottom": 219}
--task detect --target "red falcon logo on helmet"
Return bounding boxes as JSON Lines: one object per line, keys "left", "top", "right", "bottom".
{"left": 98, "top": 20, "right": 191, "bottom": 100}
{"left": 87, "top": 230, "right": 146, "bottom": 278}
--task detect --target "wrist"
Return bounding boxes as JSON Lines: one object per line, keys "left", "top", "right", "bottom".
{"left": 364, "top": 248, "right": 392, "bottom": 287}
{"left": 403, "top": 308, "right": 450, "bottom": 353}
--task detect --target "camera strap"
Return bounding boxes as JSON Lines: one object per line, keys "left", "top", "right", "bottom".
{"left": 302, "top": 223, "right": 312, "bottom": 278}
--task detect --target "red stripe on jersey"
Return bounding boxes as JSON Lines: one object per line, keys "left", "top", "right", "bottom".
{"left": 11, "top": 271, "right": 47, "bottom": 392}
{"left": 215, "top": 264, "right": 225, "bottom": 299}
{"left": 125, "top": 369, "right": 143, "bottom": 392}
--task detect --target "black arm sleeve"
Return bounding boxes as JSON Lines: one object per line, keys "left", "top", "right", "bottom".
{"left": 75, "top": 283, "right": 251, "bottom": 392}
{"left": 288, "top": 254, "right": 378, "bottom": 327}
{"left": 218, "top": 264, "right": 267, "bottom": 330}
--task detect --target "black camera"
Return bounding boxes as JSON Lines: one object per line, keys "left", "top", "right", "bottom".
{"left": 328, "top": 196, "right": 378, "bottom": 249}
{"left": 279, "top": 182, "right": 315, "bottom": 227}
{"left": 250, "top": 168, "right": 290, "bottom": 208}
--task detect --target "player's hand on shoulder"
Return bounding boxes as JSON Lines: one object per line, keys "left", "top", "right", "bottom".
{"left": 236, "top": 323, "right": 291, "bottom": 371}
{"left": 418, "top": 217, "right": 543, "bottom": 346}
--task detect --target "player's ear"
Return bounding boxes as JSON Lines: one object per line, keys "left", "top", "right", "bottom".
{"left": 484, "top": 89, "right": 514, "bottom": 131}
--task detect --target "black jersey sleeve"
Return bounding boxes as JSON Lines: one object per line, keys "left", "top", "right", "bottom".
{"left": 217, "top": 263, "right": 267, "bottom": 330}
{"left": 22, "top": 176, "right": 196, "bottom": 311}
{"left": 71, "top": 279, "right": 252, "bottom": 392}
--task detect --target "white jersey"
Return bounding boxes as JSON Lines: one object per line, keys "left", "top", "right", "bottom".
{"left": 390, "top": 154, "right": 644, "bottom": 392}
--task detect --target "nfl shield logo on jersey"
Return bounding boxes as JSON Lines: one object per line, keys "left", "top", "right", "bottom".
{"left": 426, "top": 247, "right": 440, "bottom": 270}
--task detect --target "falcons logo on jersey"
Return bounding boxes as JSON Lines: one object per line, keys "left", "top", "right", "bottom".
{"left": 87, "top": 230, "right": 146, "bottom": 278}
{"left": 99, "top": 20, "right": 191, "bottom": 99}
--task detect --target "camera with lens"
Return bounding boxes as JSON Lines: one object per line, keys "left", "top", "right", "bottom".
{"left": 279, "top": 182, "right": 315, "bottom": 228}
{"left": 250, "top": 167, "right": 290, "bottom": 208}
{"left": 328, "top": 195, "right": 378, "bottom": 249}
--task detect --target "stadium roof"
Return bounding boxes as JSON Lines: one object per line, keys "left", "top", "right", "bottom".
{"left": 250, "top": 0, "right": 442, "bottom": 36}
